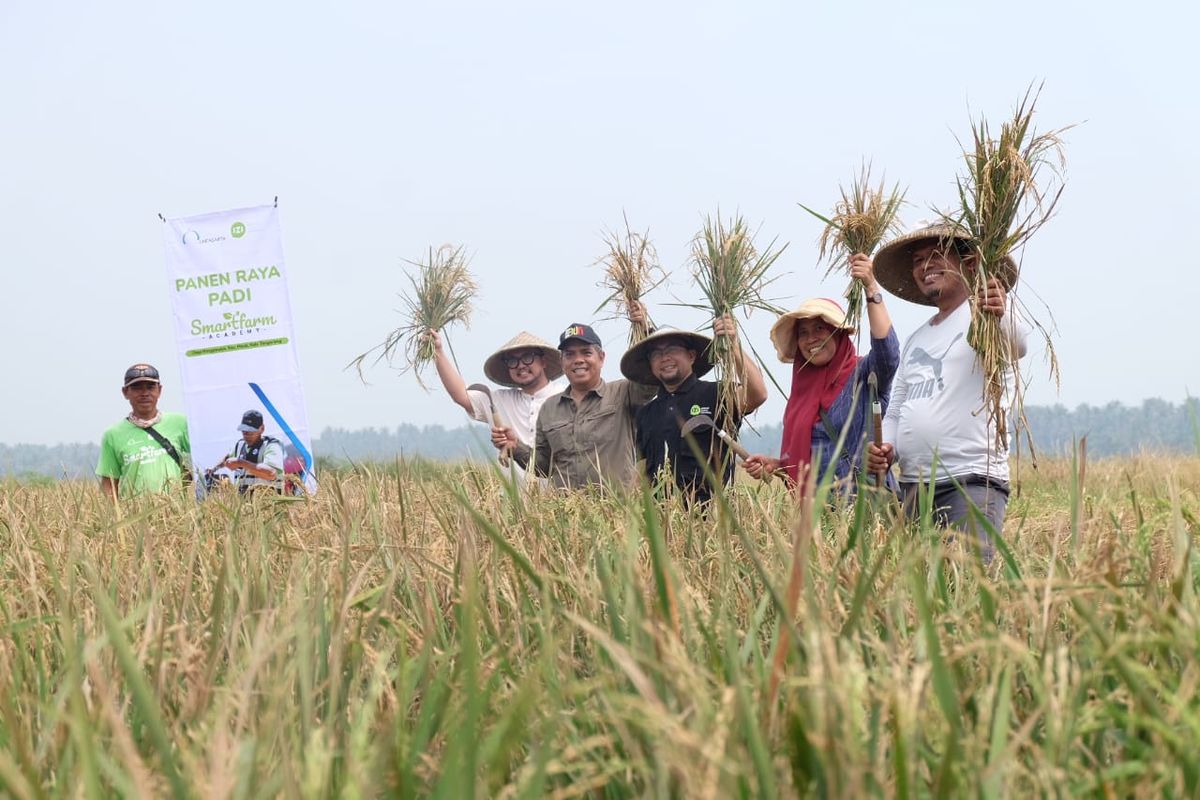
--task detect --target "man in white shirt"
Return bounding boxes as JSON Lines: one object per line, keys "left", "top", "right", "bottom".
{"left": 429, "top": 329, "right": 567, "bottom": 458}
{"left": 866, "top": 223, "right": 1030, "bottom": 560}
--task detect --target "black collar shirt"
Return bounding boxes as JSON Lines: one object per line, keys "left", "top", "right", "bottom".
{"left": 634, "top": 374, "right": 741, "bottom": 501}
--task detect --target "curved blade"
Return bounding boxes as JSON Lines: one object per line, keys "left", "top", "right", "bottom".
{"left": 680, "top": 413, "right": 716, "bottom": 437}
{"left": 467, "top": 382, "right": 499, "bottom": 418}
{"left": 467, "top": 382, "right": 512, "bottom": 465}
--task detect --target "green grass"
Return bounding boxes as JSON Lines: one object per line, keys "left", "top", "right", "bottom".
{"left": 0, "top": 454, "right": 1197, "bottom": 797}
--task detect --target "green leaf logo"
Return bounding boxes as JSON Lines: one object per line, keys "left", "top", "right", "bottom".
{"left": 690, "top": 404, "right": 701, "bottom": 416}
{"left": 231, "top": 222, "right": 246, "bottom": 238}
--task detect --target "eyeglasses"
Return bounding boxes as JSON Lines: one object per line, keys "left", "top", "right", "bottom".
{"left": 648, "top": 344, "right": 688, "bottom": 360}
{"left": 503, "top": 352, "right": 539, "bottom": 369}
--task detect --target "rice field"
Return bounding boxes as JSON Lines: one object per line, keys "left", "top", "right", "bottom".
{"left": 1, "top": 452, "right": 1198, "bottom": 798}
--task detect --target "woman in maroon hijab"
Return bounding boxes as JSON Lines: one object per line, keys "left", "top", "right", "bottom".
{"left": 744, "top": 254, "right": 899, "bottom": 491}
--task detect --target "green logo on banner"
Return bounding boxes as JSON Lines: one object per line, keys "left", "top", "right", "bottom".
{"left": 690, "top": 404, "right": 701, "bottom": 416}
{"left": 230, "top": 222, "right": 246, "bottom": 238}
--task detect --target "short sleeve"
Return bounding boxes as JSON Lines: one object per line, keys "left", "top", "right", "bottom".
{"left": 262, "top": 441, "right": 285, "bottom": 474}
{"left": 466, "top": 389, "right": 493, "bottom": 424}
{"left": 95, "top": 430, "right": 119, "bottom": 478}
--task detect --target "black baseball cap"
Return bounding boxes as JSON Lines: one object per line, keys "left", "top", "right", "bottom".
{"left": 122, "top": 364, "right": 161, "bottom": 388}
{"left": 558, "top": 323, "right": 602, "bottom": 349}
{"left": 237, "top": 410, "right": 264, "bottom": 432}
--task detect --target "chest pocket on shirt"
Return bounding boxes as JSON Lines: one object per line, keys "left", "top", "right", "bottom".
{"left": 543, "top": 419, "right": 575, "bottom": 454}
{"left": 578, "top": 406, "right": 619, "bottom": 449}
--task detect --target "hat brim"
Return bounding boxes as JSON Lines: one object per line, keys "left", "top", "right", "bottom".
{"left": 619, "top": 329, "right": 715, "bottom": 386}
{"left": 123, "top": 378, "right": 161, "bottom": 388}
{"left": 874, "top": 226, "right": 1019, "bottom": 307}
{"left": 237, "top": 423, "right": 260, "bottom": 432}
{"left": 483, "top": 345, "right": 564, "bottom": 388}
{"left": 769, "top": 303, "right": 854, "bottom": 363}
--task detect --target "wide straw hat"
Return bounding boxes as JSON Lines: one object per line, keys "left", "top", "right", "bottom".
{"left": 619, "top": 327, "right": 714, "bottom": 386}
{"left": 872, "top": 221, "right": 1019, "bottom": 307}
{"left": 483, "top": 332, "right": 564, "bottom": 387}
{"left": 769, "top": 298, "right": 853, "bottom": 363}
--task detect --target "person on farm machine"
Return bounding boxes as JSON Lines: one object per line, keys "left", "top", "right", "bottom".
{"left": 620, "top": 314, "right": 767, "bottom": 505}
{"left": 217, "top": 409, "right": 285, "bottom": 494}
{"left": 864, "top": 222, "right": 1031, "bottom": 561}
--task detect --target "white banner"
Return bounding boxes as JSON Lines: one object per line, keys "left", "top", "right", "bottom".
{"left": 161, "top": 203, "right": 316, "bottom": 493}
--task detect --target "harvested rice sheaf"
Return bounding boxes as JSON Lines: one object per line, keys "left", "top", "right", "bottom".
{"left": 801, "top": 165, "right": 905, "bottom": 334}
{"left": 596, "top": 216, "right": 665, "bottom": 347}
{"left": 688, "top": 213, "right": 787, "bottom": 436}
{"left": 350, "top": 244, "right": 478, "bottom": 389}
{"left": 951, "top": 85, "right": 1068, "bottom": 456}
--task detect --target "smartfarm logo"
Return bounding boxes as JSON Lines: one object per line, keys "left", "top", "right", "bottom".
{"left": 231, "top": 221, "right": 246, "bottom": 238}
{"left": 182, "top": 230, "right": 227, "bottom": 246}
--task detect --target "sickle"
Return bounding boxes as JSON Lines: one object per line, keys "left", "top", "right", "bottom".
{"left": 467, "top": 383, "right": 511, "bottom": 465}
{"left": 678, "top": 413, "right": 753, "bottom": 462}
{"left": 868, "top": 371, "right": 884, "bottom": 487}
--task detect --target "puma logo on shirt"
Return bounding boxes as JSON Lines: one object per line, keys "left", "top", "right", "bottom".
{"left": 903, "top": 332, "right": 962, "bottom": 400}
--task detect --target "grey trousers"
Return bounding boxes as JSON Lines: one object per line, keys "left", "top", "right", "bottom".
{"left": 899, "top": 476, "right": 1010, "bottom": 562}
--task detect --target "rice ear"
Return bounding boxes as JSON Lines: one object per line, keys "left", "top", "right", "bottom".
{"left": 349, "top": 244, "right": 478, "bottom": 389}
{"left": 595, "top": 213, "right": 666, "bottom": 347}
{"left": 800, "top": 162, "right": 906, "bottom": 336}
{"left": 952, "top": 83, "right": 1070, "bottom": 463}
{"left": 689, "top": 212, "right": 788, "bottom": 439}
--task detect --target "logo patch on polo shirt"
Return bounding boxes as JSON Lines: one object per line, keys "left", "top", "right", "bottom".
{"left": 689, "top": 404, "right": 711, "bottom": 416}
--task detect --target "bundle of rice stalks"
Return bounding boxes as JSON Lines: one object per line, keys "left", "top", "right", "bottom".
{"left": 799, "top": 165, "right": 905, "bottom": 334}
{"left": 951, "top": 86, "right": 1067, "bottom": 452}
{"left": 595, "top": 215, "right": 666, "bottom": 346}
{"left": 349, "top": 244, "right": 478, "bottom": 389}
{"left": 688, "top": 213, "right": 787, "bottom": 435}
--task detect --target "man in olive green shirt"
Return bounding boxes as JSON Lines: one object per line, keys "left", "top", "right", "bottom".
{"left": 494, "top": 323, "right": 655, "bottom": 489}
{"left": 96, "top": 363, "right": 192, "bottom": 500}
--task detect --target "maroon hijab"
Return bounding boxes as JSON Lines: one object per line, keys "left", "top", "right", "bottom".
{"left": 779, "top": 331, "right": 858, "bottom": 484}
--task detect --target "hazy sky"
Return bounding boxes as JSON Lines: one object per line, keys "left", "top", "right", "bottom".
{"left": 2, "top": 1, "right": 1196, "bottom": 446}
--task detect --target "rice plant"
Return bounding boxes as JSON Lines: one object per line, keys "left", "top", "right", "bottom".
{"left": 349, "top": 244, "right": 477, "bottom": 388}
{"left": 688, "top": 212, "right": 787, "bottom": 435}
{"left": 595, "top": 214, "right": 666, "bottom": 347}
{"left": 1, "top": 450, "right": 1197, "bottom": 797}
{"left": 799, "top": 164, "right": 906, "bottom": 334}
{"left": 949, "top": 85, "right": 1068, "bottom": 452}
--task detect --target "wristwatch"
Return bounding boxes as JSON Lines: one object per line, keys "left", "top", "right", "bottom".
{"left": 866, "top": 289, "right": 883, "bottom": 305}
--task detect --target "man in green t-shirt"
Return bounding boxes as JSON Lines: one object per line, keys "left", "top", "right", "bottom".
{"left": 96, "top": 363, "right": 192, "bottom": 500}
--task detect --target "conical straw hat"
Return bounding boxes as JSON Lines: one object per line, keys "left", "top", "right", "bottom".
{"left": 873, "top": 222, "right": 1019, "bottom": 307}
{"left": 619, "top": 327, "right": 714, "bottom": 386}
{"left": 483, "top": 332, "right": 563, "bottom": 387}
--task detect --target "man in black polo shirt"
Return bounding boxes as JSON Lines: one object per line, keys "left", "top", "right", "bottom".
{"left": 620, "top": 317, "right": 767, "bottom": 503}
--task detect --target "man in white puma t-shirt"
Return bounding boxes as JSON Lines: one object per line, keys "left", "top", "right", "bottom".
{"left": 866, "top": 223, "right": 1030, "bottom": 560}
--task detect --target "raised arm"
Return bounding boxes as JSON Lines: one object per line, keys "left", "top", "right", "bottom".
{"left": 850, "top": 254, "right": 893, "bottom": 341}
{"left": 713, "top": 314, "right": 767, "bottom": 413}
{"left": 429, "top": 329, "right": 474, "bottom": 415}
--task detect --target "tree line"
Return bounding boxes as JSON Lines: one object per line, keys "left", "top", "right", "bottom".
{"left": 2, "top": 399, "right": 1196, "bottom": 480}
